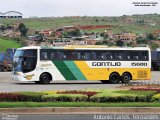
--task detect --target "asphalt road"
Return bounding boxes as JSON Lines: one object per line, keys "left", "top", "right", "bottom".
{"left": 0, "top": 71, "right": 160, "bottom": 92}
{"left": 0, "top": 114, "right": 160, "bottom": 120}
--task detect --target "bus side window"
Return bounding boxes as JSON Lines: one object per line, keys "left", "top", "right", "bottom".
{"left": 76, "top": 51, "right": 82, "bottom": 60}
{"left": 134, "top": 56, "right": 139, "bottom": 60}
{"left": 40, "top": 49, "right": 52, "bottom": 60}
{"left": 117, "top": 55, "right": 122, "bottom": 60}
{"left": 126, "top": 51, "right": 132, "bottom": 61}
{"left": 56, "top": 51, "right": 64, "bottom": 60}
{"left": 84, "top": 51, "right": 91, "bottom": 60}
{"left": 143, "top": 56, "right": 147, "bottom": 60}
{"left": 96, "top": 51, "right": 102, "bottom": 60}
{"left": 101, "top": 53, "right": 106, "bottom": 60}
{"left": 114, "top": 51, "right": 124, "bottom": 60}
{"left": 75, "top": 51, "right": 91, "bottom": 60}
{"left": 91, "top": 51, "right": 97, "bottom": 60}
{"left": 50, "top": 52, "right": 55, "bottom": 60}
{"left": 65, "top": 51, "right": 75, "bottom": 60}
{"left": 126, "top": 51, "right": 139, "bottom": 61}
{"left": 141, "top": 51, "right": 148, "bottom": 61}
{"left": 63, "top": 55, "right": 67, "bottom": 59}
{"left": 94, "top": 51, "right": 110, "bottom": 60}
{"left": 63, "top": 51, "right": 67, "bottom": 60}
{"left": 106, "top": 51, "right": 111, "bottom": 60}
{"left": 108, "top": 52, "right": 115, "bottom": 60}
{"left": 60, "top": 52, "right": 64, "bottom": 60}
{"left": 127, "top": 55, "right": 130, "bottom": 60}
{"left": 41, "top": 51, "right": 48, "bottom": 60}
{"left": 108, "top": 55, "right": 112, "bottom": 60}
{"left": 132, "top": 52, "right": 139, "bottom": 60}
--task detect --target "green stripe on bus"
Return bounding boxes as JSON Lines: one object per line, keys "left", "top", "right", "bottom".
{"left": 64, "top": 61, "right": 86, "bottom": 80}
{"left": 52, "top": 61, "right": 77, "bottom": 80}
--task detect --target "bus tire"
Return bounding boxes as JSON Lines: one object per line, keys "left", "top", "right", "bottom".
{"left": 109, "top": 73, "right": 120, "bottom": 84}
{"left": 121, "top": 73, "right": 131, "bottom": 83}
{"left": 40, "top": 73, "right": 51, "bottom": 84}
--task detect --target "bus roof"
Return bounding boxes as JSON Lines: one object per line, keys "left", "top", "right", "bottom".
{"left": 17, "top": 45, "right": 150, "bottom": 51}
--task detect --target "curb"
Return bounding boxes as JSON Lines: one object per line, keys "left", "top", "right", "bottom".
{"left": 0, "top": 107, "right": 160, "bottom": 114}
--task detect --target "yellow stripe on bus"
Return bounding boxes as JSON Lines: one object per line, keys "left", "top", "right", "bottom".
{"left": 74, "top": 61, "right": 150, "bottom": 80}
{"left": 74, "top": 61, "right": 109, "bottom": 80}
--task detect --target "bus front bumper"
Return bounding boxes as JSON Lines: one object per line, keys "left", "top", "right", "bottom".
{"left": 11, "top": 72, "right": 24, "bottom": 81}
{"left": 11, "top": 72, "right": 38, "bottom": 82}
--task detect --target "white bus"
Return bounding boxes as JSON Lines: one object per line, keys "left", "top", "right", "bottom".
{"left": 12, "top": 45, "right": 151, "bottom": 84}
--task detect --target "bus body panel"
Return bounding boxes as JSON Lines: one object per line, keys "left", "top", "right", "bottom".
{"left": 11, "top": 46, "right": 151, "bottom": 82}
{"left": 74, "top": 61, "right": 150, "bottom": 80}
{"left": 12, "top": 61, "right": 150, "bottom": 82}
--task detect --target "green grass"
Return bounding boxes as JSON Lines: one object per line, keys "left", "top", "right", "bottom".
{"left": 0, "top": 102, "right": 160, "bottom": 108}
{"left": 0, "top": 37, "right": 22, "bottom": 52}
{"left": 1, "top": 15, "right": 160, "bottom": 34}
{"left": 113, "top": 90, "right": 156, "bottom": 96}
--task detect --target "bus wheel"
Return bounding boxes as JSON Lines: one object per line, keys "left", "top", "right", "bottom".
{"left": 40, "top": 73, "right": 51, "bottom": 84}
{"left": 121, "top": 73, "right": 131, "bottom": 83}
{"left": 109, "top": 73, "right": 120, "bottom": 84}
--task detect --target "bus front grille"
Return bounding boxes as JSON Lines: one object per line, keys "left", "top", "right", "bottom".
{"left": 137, "top": 70, "right": 147, "bottom": 79}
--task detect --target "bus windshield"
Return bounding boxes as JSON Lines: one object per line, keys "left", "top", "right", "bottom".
{"left": 13, "top": 49, "right": 37, "bottom": 73}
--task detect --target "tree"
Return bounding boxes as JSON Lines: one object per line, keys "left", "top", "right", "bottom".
{"left": 146, "top": 33, "right": 156, "bottom": 40}
{"left": 70, "top": 29, "right": 81, "bottom": 36}
{"left": 95, "top": 42, "right": 102, "bottom": 45}
{"left": 6, "top": 24, "right": 12, "bottom": 30}
{"left": 99, "top": 32, "right": 108, "bottom": 40}
{"left": 103, "top": 34, "right": 108, "bottom": 40}
{"left": 63, "top": 29, "right": 81, "bottom": 37}
{"left": 0, "top": 25, "right": 6, "bottom": 31}
{"left": 116, "top": 40, "right": 124, "bottom": 46}
{"left": 18, "top": 23, "right": 28, "bottom": 36}
{"left": 136, "top": 37, "right": 147, "bottom": 44}
{"left": 151, "top": 43, "right": 159, "bottom": 50}
{"left": 102, "top": 40, "right": 108, "bottom": 45}
{"left": 95, "top": 19, "right": 99, "bottom": 23}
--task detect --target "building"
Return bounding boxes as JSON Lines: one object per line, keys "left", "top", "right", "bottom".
{"left": 52, "top": 35, "right": 104, "bottom": 46}
{"left": 36, "top": 30, "right": 52, "bottom": 37}
{"left": 1, "top": 30, "right": 21, "bottom": 38}
{"left": 105, "top": 29, "right": 114, "bottom": 38}
{"left": 0, "top": 11, "right": 22, "bottom": 18}
{"left": 39, "top": 30, "right": 52, "bottom": 36}
{"left": 114, "top": 33, "right": 136, "bottom": 44}
{"left": 28, "top": 35, "right": 43, "bottom": 41}
{"left": 62, "top": 26, "right": 79, "bottom": 33}
{"left": 52, "top": 38, "right": 87, "bottom": 46}
{"left": 148, "top": 40, "right": 160, "bottom": 47}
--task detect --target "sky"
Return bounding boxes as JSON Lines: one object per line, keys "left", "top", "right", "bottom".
{"left": 0, "top": 0, "right": 160, "bottom": 18}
